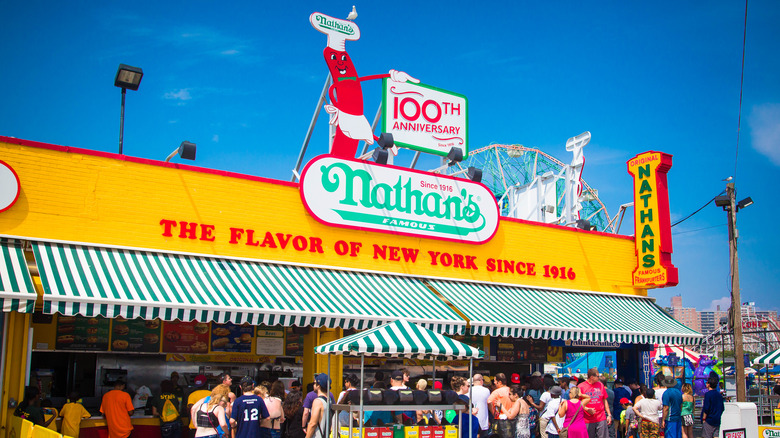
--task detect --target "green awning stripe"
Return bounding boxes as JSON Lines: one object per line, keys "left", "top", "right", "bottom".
{"left": 427, "top": 280, "right": 700, "bottom": 344}
{"left": 32, "top": 241, "right": 465, "bottom": 333}
{"left": 753, "top": 349, "right": 780, "bottom": 365}
{"left": 0, "top": 239, "right": 36, "bottom": 313}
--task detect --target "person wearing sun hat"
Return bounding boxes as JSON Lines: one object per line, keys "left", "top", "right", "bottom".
{"left": 660, "top": 376, "right": 682, "bottom": 438}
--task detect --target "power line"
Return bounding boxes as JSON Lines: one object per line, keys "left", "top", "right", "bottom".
{"left": 734, "top": 0, "right": 749, "bottom": 183}
{"left": 672, "top": 223, "right": 726, "bottom": 236}
{"left": 671, "top": 191, "right": 725, "bottom": 227}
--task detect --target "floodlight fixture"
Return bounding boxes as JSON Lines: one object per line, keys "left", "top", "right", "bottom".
{"left": 372, "top": 147, "right": 388, "bottom": 165}
{"left": 115, "top": 64, "right": 144, "bottom": 91}
{"left": 714, "top": 195, "right": 730, "bottom": 208}
{"left": 165, "top": 141, "right": 197, "bottom": 162}
{"left": 736, "top": 197, "right": 753, "bottom": 211}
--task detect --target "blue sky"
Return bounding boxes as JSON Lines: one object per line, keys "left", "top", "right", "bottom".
{"left": 1, "top": 1, "right": 778, "bottom": 313}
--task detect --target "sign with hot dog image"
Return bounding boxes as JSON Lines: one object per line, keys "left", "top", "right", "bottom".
{"left": 110, "top": 317, "right": 162, "bottom": 352}
{"left": 310, "top": 11, "right": 418, "bottom": 159}
{"left": 56, "top": 315, "right": 110, "bottom": 351}
{"left": 210, "top": 322, "right": 254, "bottom": 353}
{"left": 161, "top": 321, "right": 210, "bottom": 354}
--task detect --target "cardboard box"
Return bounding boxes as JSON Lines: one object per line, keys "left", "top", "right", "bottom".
{"left": 444, "top": 425, "right": 458, "bottom": 438}
{"left": 365, "top": 427, "right": 394, "bottom": 438}
{"left": 405, "top": 426, "right": 420, "bottom": 438}
{"left": 420, "top": 425, "right": 445, "bottom": 438}
{"left": 340, "top": 427, "right": 362, "bottom": 438}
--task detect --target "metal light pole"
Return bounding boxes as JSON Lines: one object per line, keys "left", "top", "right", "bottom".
{"left": 715, "top": 182, "right": 754, "bottom": 402}
{"left": 114, "top": 64, "right": 144, "bottom": 155}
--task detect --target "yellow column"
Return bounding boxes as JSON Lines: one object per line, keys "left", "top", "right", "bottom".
{"left": 1, "top": 312, "right": 31, "bottom": 436}
{"left": 303, "top": 327, "right": 343, "bottom": 397}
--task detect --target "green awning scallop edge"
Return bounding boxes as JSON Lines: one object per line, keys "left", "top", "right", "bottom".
{"left": 428, "top": 279, "right": 702, "bottom": 345}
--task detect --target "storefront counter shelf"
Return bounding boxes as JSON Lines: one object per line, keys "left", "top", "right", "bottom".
{"left": 79, "top": 416, "right": 180, "bottom": 438}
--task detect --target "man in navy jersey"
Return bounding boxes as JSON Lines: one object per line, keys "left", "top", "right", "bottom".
{"left": 231, "top": 376, "right": 269, "bottom": 438}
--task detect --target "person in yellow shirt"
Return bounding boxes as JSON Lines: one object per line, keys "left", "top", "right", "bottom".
{"left": 187, "top": 375, "right": 211, "bottom": 438}
{"left": 59, "top": 392, "right": 91, "bottom": 438}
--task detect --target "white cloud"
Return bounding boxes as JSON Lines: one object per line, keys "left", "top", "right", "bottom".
{"left": 163, "top": 89, "right": 192, "bottom": 101}
{"left": 749, "top": 103, "right": 780, "bottom": 166}
{"left": 212, "top": 135, "right": 219, "bottom": 143}
{"left": 221, "top": 49, "right": 239, "bottom": 55}
{"left": 706, "top": 296, "right": 731, "bottom": 312}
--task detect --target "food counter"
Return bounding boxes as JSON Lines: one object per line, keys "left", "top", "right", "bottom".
{"left": 76, "top": 415, "right": 187, "bottom": 438}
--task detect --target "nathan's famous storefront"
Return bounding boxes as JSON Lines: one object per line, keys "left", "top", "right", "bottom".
{"left": 0, "top": 136, "right": 699, "bottom": 434}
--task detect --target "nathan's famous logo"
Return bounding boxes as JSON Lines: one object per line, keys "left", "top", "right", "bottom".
{"left": 300, "top": 156, "right": 499, "bottom": 244}
{"left": 320, "top": 161, "right": 483, "bottom": 234}
{"left": 627, "top": 151, "right": 678, "bottom": 288}
{"left": 762, "top": 428, "right": 780, "bottom": 438}
{"left": 314, "top": 14, "right": 356, "bottom": 36}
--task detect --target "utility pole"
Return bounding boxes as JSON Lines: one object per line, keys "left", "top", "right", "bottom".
{"left": 726, "top": 182, "right": 746, "bottom": 402}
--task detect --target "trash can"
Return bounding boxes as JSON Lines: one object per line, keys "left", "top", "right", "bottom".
{"left": 720, "top": 402, "right": 758, "bottom": 438}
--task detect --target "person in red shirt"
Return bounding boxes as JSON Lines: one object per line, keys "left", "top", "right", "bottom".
{"left": 577, "top": 368, "right": 612, "bottom": 438}
{"left": 100, "top": 380, "right": 135, "bottom": 438}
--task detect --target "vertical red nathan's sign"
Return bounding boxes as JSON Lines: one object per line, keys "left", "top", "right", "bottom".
{"left": 627, "top": 151, "right": 678, "bottom": 287}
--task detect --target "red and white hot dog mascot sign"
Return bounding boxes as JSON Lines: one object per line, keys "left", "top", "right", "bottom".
{"left": 310, "top": 11, "right": 418, "bottom": 159}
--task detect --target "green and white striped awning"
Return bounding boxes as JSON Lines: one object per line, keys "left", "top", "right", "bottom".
{"left": 0, "top": 239, "right": 37, "bottom": 313}
{"left": 32, "top": 241, "right": 466, "bottom": 334}
{"left": 427, "top": 280, "right": 701, "bottom": 344}
{"left": 753, "top": 348, "right": 780, "bottom": 365}
{"left": 315, "top": 319, "right": 484, "bottom": 360}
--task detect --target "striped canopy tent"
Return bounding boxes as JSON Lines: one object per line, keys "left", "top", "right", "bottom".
{"left": 315, "top": 319, "right": 484, "bottom": 360}
{"left": 653, "top": 344, "right": 701, "bottom": 364}
{"left": 753, "top": 348, "right": 780, "bottom": 366}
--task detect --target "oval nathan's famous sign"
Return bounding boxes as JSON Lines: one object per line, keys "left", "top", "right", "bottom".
{"left": 300, "top": 155, "right": 499, "bottom": 244}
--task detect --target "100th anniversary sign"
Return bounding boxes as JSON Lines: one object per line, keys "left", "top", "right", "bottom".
{"left": 300, "top": 156, "right": 499, "bottom": 244}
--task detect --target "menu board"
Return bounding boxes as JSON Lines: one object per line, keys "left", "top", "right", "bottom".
{"left": 210, "top": 322, "right": 254, "bottom": 353}
{"left": 56, "top": 315, "right": 110, "bottom": 351}
{"left": 162, "top": 321, "right": 210, "bottom": 353}
{"left": 255, "top": 327, "right": 284, "bottom": 355}
{"left": 493, "top": 338, "right": 547, "bottom": 362}
{"left": 110, "top": 318, "right": 162, "bottom": 352}
{"left": 285, "top": 328, "right": 305, "bottom": 356}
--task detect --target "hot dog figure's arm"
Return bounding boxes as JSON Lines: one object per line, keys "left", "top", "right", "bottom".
{"left": 358, "top": 70, "right": 420, "bottom": 83}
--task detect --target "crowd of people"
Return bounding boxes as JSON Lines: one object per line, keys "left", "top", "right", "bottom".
{"left": 12, "top": 367, "right": 729, "bottom": 438}
{"left": 471, "top": 368, "right": 725, "bottom": 438}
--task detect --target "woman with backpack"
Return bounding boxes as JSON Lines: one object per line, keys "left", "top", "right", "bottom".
{"left": 152, "top": 380, "right": 182, "bottom": 438}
